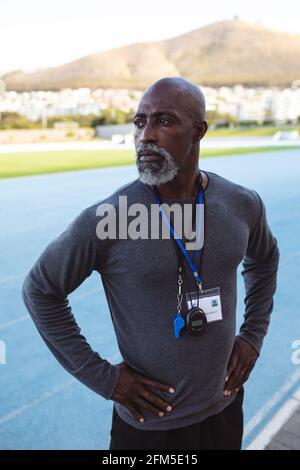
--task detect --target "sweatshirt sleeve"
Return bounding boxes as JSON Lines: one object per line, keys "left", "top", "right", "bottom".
{"left": 238, "top": 192, "right": 280, "bottom": 354}
{"left": 22, "top": 209, "right": 120, "bottom": 400}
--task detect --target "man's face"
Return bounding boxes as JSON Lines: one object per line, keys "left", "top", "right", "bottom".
{"left": 134, "top": 86, "right": 196, "bottom": 185}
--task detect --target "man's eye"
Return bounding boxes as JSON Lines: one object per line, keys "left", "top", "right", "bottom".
{"left": 134, "top": 120, "right": 145, "bottom": 129}
{"left": 158, "top": 118, "right": 171, "bottom": 125}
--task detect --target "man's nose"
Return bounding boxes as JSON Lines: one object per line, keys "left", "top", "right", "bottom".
{"left": 140, "top": 120, "right": 157, "bottom": 143}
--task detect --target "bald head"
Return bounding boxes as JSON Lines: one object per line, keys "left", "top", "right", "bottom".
{"left": 142, "top": 77, "right": 206, "bottom": 122}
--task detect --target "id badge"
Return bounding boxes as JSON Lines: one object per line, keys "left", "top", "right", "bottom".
{"left": 186, "top": 287, "right": 223, "bottom": 323}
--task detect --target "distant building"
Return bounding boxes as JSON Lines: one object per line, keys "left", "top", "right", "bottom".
{"left": 0, "top": 86, "right": 299, "bottom": 126}
{"left": 270, "top": 89, "right": 300, "bottom": 124}
{"left": 236, "top": 101, "right": 265, "bottom": 123}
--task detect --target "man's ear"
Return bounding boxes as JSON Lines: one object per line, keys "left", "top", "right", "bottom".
{"left": 193, "top": 120, "right": 208, "bottom": 143}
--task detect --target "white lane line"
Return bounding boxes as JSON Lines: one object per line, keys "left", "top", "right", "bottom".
{"left": 0, "top": 315, "right": 28, "bottom": 332}
{"left": 0, "top": 286, "right": 103, "bottom": 331}
{"left": 0, "top": 378, "right": 76, "bottom": 426}
{"left": 246, "top": 385, "right": 300, "bottom": 450}
{"left": 244, "top": 367, "right": 300, "bottom": 439}
{"left": 69, "top": 286, "right": 103, "bottom": 300}
{"left": 0, "top": 352, "right": 121, "bottom": 426}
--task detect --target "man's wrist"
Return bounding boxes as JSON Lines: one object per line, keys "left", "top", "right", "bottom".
{"left": 237, "top": 333, "right": 261, "bottom": 356}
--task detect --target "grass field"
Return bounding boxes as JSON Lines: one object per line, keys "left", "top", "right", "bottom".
{"left": 207, "top": 126, "right": 300, "bottom": 138}
{"left": 1, "top": 146, "right": 299, "bottom": 179}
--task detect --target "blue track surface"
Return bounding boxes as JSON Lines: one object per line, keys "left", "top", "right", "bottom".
{"left": 0, "top": 149, "right": 299, "bottom": 449}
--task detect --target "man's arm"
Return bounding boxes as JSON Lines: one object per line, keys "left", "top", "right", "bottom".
{"left": 239, "top": 192, "right": 279, "bottom": 353}
{"left": 224, "top": 192, "right": 279, "bottom": 395}
{"left": 22, "top": 209, "right": 120, "bottom": 400}
{"left": 22, "top": 209, "right": 176, "bottom": 419}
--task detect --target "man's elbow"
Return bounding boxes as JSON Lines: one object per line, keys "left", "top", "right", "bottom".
{"left": 272, "top": 238, "right": 280, "bottom": 267}
{"left": 22, "top": 273, "right": 37, "bottom": 316}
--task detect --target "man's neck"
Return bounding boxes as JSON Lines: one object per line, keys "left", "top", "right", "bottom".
{"left": 155, "top": 169, "right": 207, "bottom": 199}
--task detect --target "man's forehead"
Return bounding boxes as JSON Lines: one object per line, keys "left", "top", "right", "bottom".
{"left": 136, "top": 91, "right": 187, "bottom": 115}
{"left": 135, "top": 103, "right": 180, "bottom": 115}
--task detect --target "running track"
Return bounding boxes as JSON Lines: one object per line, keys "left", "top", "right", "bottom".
{"left": 0, "top": 149, "right": 299, "bottom": 449}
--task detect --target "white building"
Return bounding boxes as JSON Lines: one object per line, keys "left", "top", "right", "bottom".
{"left": 1, "top": 85, "right": 299, "bottom": 125}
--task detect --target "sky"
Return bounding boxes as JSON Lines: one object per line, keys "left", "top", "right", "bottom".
{"left": 1, "top": 0, "right": 300, "bottom": 74}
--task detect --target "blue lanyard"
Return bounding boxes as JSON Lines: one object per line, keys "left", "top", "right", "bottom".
{"left": 154, "top": 186, "right": 204, "bottom": 292}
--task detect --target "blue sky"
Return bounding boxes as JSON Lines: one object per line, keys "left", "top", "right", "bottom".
{"left": 1, "top": 0, "right": 300, "bottom": 74}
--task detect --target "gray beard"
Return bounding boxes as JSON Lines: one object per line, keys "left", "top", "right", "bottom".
{"left": 136, "top": 143, "right": 179, "bottom": 186}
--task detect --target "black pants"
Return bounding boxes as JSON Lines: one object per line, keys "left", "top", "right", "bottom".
{"left": 109, "top": 387, "right": 244, "bottom": 450}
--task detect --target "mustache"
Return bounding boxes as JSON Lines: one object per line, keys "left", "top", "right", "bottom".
{"left": 136, "top": 143, "right": 167, "bottom": 159}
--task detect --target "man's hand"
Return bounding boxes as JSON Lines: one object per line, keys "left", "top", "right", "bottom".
{"left": 224, "top": 336, "right": 259, "bottom": 396}
{"left": 112, "top": 362, "right": 175, "bottom": 422}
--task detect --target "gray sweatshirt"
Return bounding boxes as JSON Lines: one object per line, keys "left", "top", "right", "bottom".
{"left": 22, "top": 171, "right": 279, "bottom": 430}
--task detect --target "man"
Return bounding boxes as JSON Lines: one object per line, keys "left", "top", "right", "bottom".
{"left": 22, "top": 77, "right": 279, "bottom": 450}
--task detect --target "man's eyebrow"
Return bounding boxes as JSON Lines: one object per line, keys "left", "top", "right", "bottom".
{"left": 133, "top": 110, "right": 180, "bottom": 119}
{"left": 133, "top": 112, "right": 146, "bottom": 119}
